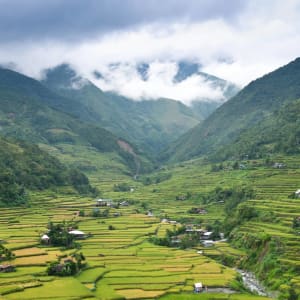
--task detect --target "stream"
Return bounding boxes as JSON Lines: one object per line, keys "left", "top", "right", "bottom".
{"left": 236, "top": 269, "right": 275, "bottom": 298}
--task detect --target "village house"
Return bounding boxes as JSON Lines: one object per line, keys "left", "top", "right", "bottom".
{"left": 41, "top": 234, "right": 50, "bottom": 244}
{"left": 202, "top": 240, "right": 214, "bottom": 247}
{"left": 185, "top": 226, "right": 205, "bottom": 236}
{"left": 68, "top": 230, "right": 85, "bottom": 239}
{"left": 194, "top": 282, "right": 203, "bottom": 293}
{"left": 95, "top": 199, "right": 107, "bottom": 206}
{"left": 147, "top": 211, "right": 154, "bottom": 217}
{"left": 202, "top": 231, "right": 213, "bottom": 240}
{"left": 273, "top": 162, "right": 285, "bottom": 169}
{"left": 95, "top": 198, "right": 113, "bottom": 207}
{"left": 119, "top": 200, "right": 129, "bottom": 207}
{"left": 0, "top": 264, "right": 15, "bottom": 273}
{"left": 295, "top": 189, "right": 300, "bottom": 198}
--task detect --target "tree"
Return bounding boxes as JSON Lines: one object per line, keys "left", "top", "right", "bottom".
{"left": 292, "top": 217, "right": 300, "bottom": 229}
{"left": 0, "top": 244, "right": 15, "bottom": 261}
{"left": 46, "top": 221, "right": 75, "bottom": 248}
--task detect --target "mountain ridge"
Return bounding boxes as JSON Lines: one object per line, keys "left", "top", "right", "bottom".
{"left": 41, "top": 64, "right": 203, "bottom": 155}
{"left": 162, "top": 57, "right": 300, "bottom": 163}
{"left": 0, "top": 67, "right": 144, "bottom": 174}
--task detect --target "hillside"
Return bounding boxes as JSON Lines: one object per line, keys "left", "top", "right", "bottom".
{"left": 211, "top": 99, "right": 300, "bottom": 161}
{"left": 163, "top": 57, "right": 300, "bottom": 163}
{"left": 41, "top": 64, "right": 202, "bottom": 154}
{"left": 0, "top": 67, "right": 145, "bottom": 175}
{"left": 0, "top": 136, "right": 94, "bottom": 206}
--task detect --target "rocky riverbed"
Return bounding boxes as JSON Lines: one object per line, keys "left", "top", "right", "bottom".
{"left": 237, "top": 269, "right": 275, "bottom": 298}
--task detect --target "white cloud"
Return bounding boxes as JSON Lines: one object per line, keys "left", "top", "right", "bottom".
{"left": 94, "top": 61, "right": 225, "bottom": 104}
{"left": 0, "top": 0, "right": 299, "bottom": 104}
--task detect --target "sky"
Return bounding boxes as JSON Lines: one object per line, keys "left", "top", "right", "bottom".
{"left": 0, "top": 0, "right": 300, "bottom": 104}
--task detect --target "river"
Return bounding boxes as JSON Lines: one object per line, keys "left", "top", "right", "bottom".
{"left": 236, "top": 269, "right": 276, "bottom": 298}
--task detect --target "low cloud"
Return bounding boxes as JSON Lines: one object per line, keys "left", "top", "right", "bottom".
{"left": 0, "top": 0, "right": 299, "bottom": 104}
{"left": 95, "top": 61, "right": 226, "bottom": 104}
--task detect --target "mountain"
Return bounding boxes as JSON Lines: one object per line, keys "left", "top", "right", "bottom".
{"left": 41, "top": 64, "right": 201, "bottom": 154}
{"left": 0, "top": 67, "right": 143, "bottom": 175}
{"left": 0, "top": 136, "right": 94, "bottom": 206}
{"left": 211, "top": 99, "right": 300, "bottom": 161}
{"left": 135, "top": 61, "right": 239, "bottom": 119}
{"left": 163, "top": 57, "right": 300, "bottom": 163}
{"left": 174, "top": 61, "right": 239, "bottom": 95}
{"left": 174, "top": 61, "right": 240, "bottom": 119}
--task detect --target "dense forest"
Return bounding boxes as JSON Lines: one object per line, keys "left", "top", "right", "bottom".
{"left": 0, "top": 136, "right": 96, "bottom": 206}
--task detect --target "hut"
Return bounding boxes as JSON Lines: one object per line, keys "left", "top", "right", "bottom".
{"left": 194, "top": 282, "right": 203, "bottom": 293}
{"left": 95, "top": 199, "right": 113, "bottom": 207}
{"left": 202, "top": 240, "right": 214, "bottom": 247}
{"left": 68, "top": 230, "right": 85, "bottom": 239}
{"left": 41, "top": 234, "right": 50, "bottom": 244}
{"left": 0, "top": 265, "right": 15, "bottom": 273}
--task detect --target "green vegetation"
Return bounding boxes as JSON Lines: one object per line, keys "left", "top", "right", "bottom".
{"left": 163, "top": 57, "right": 300, "bottom": 163}
{"left": 42, "top": 64, "right": 202, "bottom": 155}
{"left": 47, "top": 253, "right": 85, "bottom": 276}
{"left": 139, "top": 171, "right": 172, "bottom": 185}
{"left": 0, "top": 136, "right": 95, "bottom": 206}
{"left": 0, "top": 59, "right": 300, "bottom": 300}
{"left": 0, "top": 67, "right": 148, "bottom": 175}
{"left": 211, "top": 99, "right": 300, "bottom": 161}
{"left": 113, "top": 182, "right": 131, "bottom": 192}
{"left": 0, "top": 244, "right": 14, "bottom": 261}
{"left": 46, "top": 221, "right": 76, "bottom": 248}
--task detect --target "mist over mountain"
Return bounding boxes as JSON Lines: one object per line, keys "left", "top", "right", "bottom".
{"left": 91, "top": 60, "right": 239, "bottom": 106}
{"left": 162, "top": 57, "right": 300, "bottom": 163}
{"left": 41, "top": 64, "right": 202, "bottom": 155}
{"left": 0, "top": 66, "right": 144, "bottom": 174}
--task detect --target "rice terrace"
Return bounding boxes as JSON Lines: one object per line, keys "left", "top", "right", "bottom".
{"left": 1, "top": 154, "right": 300, "bottom": 299}
{"left": 1, "top": 1, "right": 300, "bottom": 299}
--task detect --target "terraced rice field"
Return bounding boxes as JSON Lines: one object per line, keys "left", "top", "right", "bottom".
{"left": 1, "top": 156, "right": 299, "bottom": 299}
{"left": 0, "top": 193, "right": 241, "bottom": 299}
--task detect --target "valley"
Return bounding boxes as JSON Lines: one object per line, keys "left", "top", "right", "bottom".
{"left": 0, "top": 153, "right": 299, "bottom": 299}
{"left": 0, "top": 56, "right": 299, "bottom": 300}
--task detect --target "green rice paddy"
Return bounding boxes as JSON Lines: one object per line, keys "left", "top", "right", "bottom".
{"left": 1, "top": 155, "right": 299, "bottom": 299}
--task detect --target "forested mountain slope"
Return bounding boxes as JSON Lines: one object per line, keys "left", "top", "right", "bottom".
{"left": 0, "top": 136, "right": 94, "bottom": 206}
{"left": 42, "top": 64, "right": 201, "bottom": 154}
{"left": 162, "top": 57, "right": 300, "bottom": 163}
{"left": 0, "top": 67, "right": 144, "bottom": 174}
{"left": 211, "top": 99, "right": 300, "bottom": 161}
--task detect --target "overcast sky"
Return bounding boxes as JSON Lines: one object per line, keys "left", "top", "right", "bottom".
{"left": 0, "top": 0, "right": 299, "bottom": 103}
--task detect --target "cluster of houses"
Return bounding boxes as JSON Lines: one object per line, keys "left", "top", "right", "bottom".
{"left": 185, "top": 226, "right": 219, "bottom": 247}
{"left": 169, "top": 225, "right": 225, "bottom": 248}
{"left": 41, "top": 229, "right": 86, "bottom": 244}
